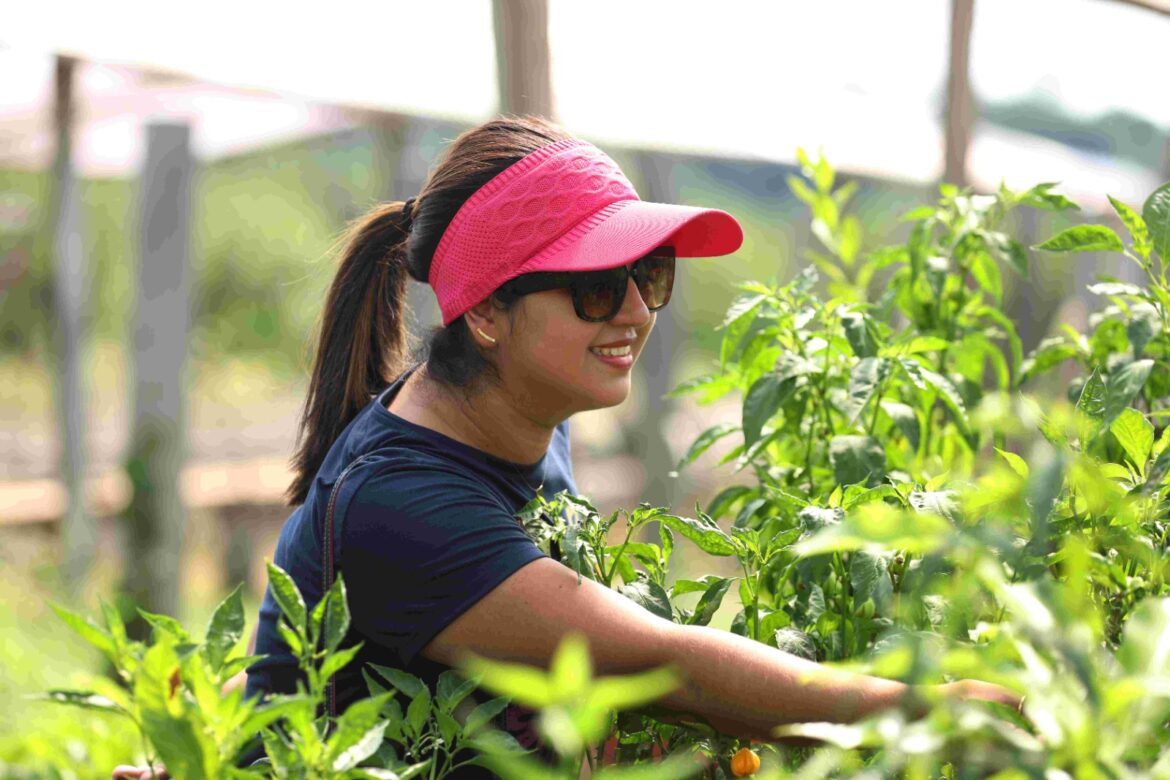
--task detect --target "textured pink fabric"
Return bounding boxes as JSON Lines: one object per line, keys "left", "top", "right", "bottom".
{"left": 429, "top": 139, "right": 743, "bottom": 325}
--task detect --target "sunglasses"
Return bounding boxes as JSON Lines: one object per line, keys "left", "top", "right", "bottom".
{"left": 493, "top": 247, "right": 676, "bottom": 322}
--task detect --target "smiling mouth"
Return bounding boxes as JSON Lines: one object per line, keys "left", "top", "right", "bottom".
{"left": 589, "top": 345, "right": 632, "bottom": 357}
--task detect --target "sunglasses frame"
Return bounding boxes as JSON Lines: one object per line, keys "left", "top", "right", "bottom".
{"left": 493, "top": 246, "right": 677, "bottom": 323}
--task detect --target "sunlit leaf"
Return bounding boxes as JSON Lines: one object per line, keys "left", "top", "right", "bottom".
{"left": 1110, "top": 407, "right": 1154, "bottom": 473}
{"left": 266, "top": 560, "right": 306, "bottom": 631}
{"left": 1034, "top": 225, "right": 1124, "bottom": 253}
{"left": 1142, "top": 181, "right": 1170, "bottom": 261}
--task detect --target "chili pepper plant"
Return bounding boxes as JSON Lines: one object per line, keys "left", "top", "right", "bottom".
{"left": 34, "top": 156, "right": 1170, "bottom": 779}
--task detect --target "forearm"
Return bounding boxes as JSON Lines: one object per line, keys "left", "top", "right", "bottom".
{"left": 656, "top": 623, "right": 907, "bottom": 740}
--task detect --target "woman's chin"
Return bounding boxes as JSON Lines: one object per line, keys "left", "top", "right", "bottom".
{"left": 583, "top": 376, "right": 632, "bottom": 410}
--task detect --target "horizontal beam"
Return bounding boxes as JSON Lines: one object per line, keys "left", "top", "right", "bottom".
{"left": 1103, "top": 0, "right": 1170, "bottom": 16}
{"left": 0, "top": 457, "right": 292, "bottom": 526}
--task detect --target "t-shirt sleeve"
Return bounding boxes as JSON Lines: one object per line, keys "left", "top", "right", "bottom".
{"left": 339, "top": 466, "right": 547, "bottom": 666}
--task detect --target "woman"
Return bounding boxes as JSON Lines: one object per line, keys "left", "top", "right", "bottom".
{"left": 114, "top": 115, "right": 1017, "bottom": 779}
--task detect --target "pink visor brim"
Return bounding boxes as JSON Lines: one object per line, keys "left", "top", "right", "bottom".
{"left": 513, "top": 199, "right": 744, "bottom": 276}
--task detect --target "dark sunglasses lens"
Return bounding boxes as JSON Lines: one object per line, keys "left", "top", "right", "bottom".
{"left": 576, "top": 268, "right": 626, "bottom": 320}
{"left": 637, "top": 254, "right": 675, "bottom": 310}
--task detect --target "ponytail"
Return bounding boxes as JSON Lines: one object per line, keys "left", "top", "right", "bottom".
{"left": 286, "top": 202, "right": 411, "bottom": 505}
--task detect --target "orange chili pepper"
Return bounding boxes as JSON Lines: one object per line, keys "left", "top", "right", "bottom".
{"left": 730, "top": 746, "right": 761, "bottom": 777}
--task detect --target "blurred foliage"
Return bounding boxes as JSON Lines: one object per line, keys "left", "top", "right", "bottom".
{"left": 0, "top": 128, "right": 1103, "bottom": 401}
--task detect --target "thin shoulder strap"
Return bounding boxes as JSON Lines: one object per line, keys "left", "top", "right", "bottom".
{"left": 321, "top": 452, "right": 378, "bottom": 719}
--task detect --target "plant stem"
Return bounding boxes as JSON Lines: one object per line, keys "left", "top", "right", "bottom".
{"left": 604, "top": 521, "right": 638, "bottom": 587}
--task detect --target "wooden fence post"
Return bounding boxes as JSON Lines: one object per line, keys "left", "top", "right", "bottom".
{"left": 122, "top": 122, "right": 193, "bottom": 632}
{"left": 48, "top": 55, "right": 97, "bottom": 593}
{"left": 631, "top": 150, "right": 679, "bottom": 509}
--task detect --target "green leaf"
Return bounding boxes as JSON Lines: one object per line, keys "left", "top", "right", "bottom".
{"left": 327, "top": 693, "right": 393, "bottom": 768}
{"left": 658, "top": 513, "right": 737, "bottom": 556}
{"left": 238, "top": 697, "right": 314, "bottom": 741}
{"left": 880, "top": 336, "right": 950, "bottom": 357}
{"left": 845, "top": 357, "right": 890, "bottom": 423}
{"left": 1117, "top": 598, "right": 1170, "bottom": 677}
{"left": 436, "top": 671, "right": 478, "bottom": 714}
{"left": 795, "top": 502, "right": 952, "bottom": 557}
{"left": 266, "top": 560, "right": 306, "bottom": 631}
{"left": 849, "top": 551, "right": 893, "bottom": 609}
{"left": 368, "top": 665, "right": 427, "bottom": 700}
{"left": 1033, "top": 225, "right": 1124, "bottom": 253}
{"left": 1109, "top": 194, "right": 1153, "bottom": 261}
{"left": 135, "top": 638, "right": 217, "bottom": 780}
{"left": 773, "top": 628, "right": 817, "bottom": 661}
{"left": 897, "top": 359, "right": 969, "bottom": 437}
{"left": 1018, "top": 182, "right": 1079, "bottom": 212}
{"left": 900, "top": 205, "right": 936, "bottom": 222}
{"left": 138, "top": 610, "right": 191, "bottom": 643}
{"left": 742, "top": 373, "right": 795, "bottom": 446}
{"left": 50, "top": 604, "right": 117, "bottom": 662}
{"left": 674, "top": 422, "right": 739, "bottom": 472}
{"left": 322, "top": 576, "right": 351, "bottom": 653}
{"left": 1128, "top": 302, "right": 1162, "bottom": 358}
{"left": 463, "top": 697, "right": 509, "bottom": 736}
{"left": 1142, "top": 181, "right": 1170, "bottom": 261}
{"left": 276, "top": 619, "right": 303, "bottom": 657}
{"left": 100, "top": 600, "right": 129, "bottom": 661}
{"left": 204, "top": 585, "right": 244, "bottom": 671}
{"left": 436, "top": 709, "right": 460, "bottom": 746}
{"left": 620, "top": 577, "right": 674, "bottom": 621}
{"left": 666, "top": 372, "right": 737, "bottom": 403}
{"left": 1076, "top": 367, "right": 1107, "bottom": 422}
{"left": 586, "top": 666, "right": 681, "bottom": 713}
{"left": 720, "top": 293, "right": 767, "bottom": 330}
{"left": 798, "top": 505, "right": 844, "bottom": 532}
{"left": 687, "top": 577, "right": 734, "bottom": 627}
{"left": 34, "top": 690, "right": 131, "bottom": 718}
{"left": 879, "top": 401, "right": 920, "bottom": 450}
{"left": 1110, "top": 408, "right": 1155, "bottom": 473}
{"left": 406, "top": 689, "right": 432, "bottom": 737}
{"left": 829, "top": 435, "right": 886, "bottom": 487}
{"left": 908, "top": 490, "right": 959, "bottom": 521}
{"left": 994, "top": 447, "right": 1029, "bottom": 478}
{"left": 550, "top": 634, "right": 592, "bottom": 700}
{"left": 462, "top": 657, "right": 554, "bottom": 708}
{"left": 1105, "top": 359, "right": 1154, "bottom": 423}
{"left": 333, "top": 721, "right": 388, "bottom": 772}
{"left": 671, "top": 575, "right": 730, "bottom": 597}
{"left": 1087, "top": 282, "right": 1143, "bottom": 297}
{"left": 320, "top": 643, "right": 363, "bottom": 683}
{"left": 1020, "top": 338, "right": 1077, "bottom": 384}
{"left": 969, "top": 250, "right": 1003, "bottom": 302}
{"left": 787, "top": 175, "right": 818, "bottom": 205}
{"left": 840, "top": 309, "right": 878, "bottom": 358}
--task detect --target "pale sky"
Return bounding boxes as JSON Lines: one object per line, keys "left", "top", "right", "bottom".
{"left": 3, "top": 0, "right": 1167, "bottom": 202}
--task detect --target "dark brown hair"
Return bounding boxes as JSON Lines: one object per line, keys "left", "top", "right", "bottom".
{"left": 286, "top": 116, "right": 575, "bottom": 505}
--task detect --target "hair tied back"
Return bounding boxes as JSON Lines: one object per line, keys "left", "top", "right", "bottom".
{"left": 400, "top": 197, "right": 416, "bottom": 232}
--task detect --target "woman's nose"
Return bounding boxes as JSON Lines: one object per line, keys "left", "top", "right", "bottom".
{"left": 612, "top": 275, "right": 652, "bottom": 326}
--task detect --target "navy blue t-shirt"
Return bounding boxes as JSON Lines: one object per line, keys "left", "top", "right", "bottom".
{"left": 245, "top": 364, "right": 577, "bottom": 770}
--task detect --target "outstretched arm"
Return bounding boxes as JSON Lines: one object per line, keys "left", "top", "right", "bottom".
{"left": 423, "top": 557, "right": 1017, "bottom": 740}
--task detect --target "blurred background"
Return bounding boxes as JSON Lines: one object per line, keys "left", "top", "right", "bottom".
{"left": 1, "top": 0, "right": 1168, "bottom": 773}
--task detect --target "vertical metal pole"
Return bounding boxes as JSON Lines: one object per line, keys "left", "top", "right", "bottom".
{"left": 122, "top": 122, "right": 193, "bottom": 630}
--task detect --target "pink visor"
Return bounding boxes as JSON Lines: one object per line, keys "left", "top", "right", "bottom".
{"left": 429, "top": 138, "right": 744, "bottom": 325}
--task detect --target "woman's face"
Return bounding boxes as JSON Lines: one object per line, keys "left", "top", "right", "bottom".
{"left": 493, "top": 273, "right": 656, "bottom": 423}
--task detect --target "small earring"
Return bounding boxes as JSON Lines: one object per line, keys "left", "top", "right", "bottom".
{"left": 476, "top": 327, "right": 497, "bottom": 345}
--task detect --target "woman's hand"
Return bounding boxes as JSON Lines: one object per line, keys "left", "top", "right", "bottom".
{"left": 938, "top": 679, "right": 1023, "bottom": 711}
{"left": 112, "top": 764, "right": 169, "bottom": 779}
